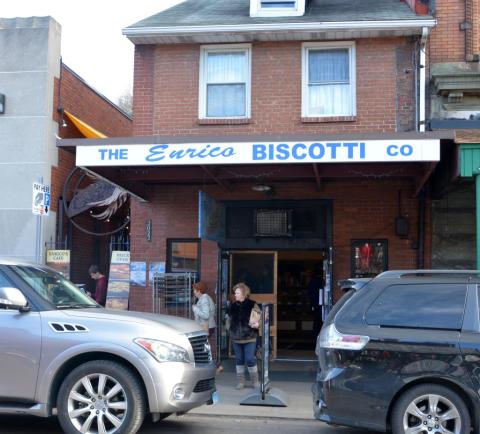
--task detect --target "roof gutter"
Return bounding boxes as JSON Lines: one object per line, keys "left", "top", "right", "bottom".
{"left": 123, "top": 19, "right": 436, "bottom": 38}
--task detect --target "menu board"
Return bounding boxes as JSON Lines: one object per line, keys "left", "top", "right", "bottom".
{"left": 106, "top": 251, "right": 130, "bottom": 310}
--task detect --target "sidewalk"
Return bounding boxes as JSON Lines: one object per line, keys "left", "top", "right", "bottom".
{"left": 190, "top": 359, "right": 318, "bottom": 420}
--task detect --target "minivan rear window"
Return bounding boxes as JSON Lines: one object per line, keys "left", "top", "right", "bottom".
{"left": 366, "top": 284, "right": 467, "bottom": 330}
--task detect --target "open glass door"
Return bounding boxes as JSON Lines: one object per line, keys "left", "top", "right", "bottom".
{"left": 230, "top": 251, "right": 278, "bottom": 358}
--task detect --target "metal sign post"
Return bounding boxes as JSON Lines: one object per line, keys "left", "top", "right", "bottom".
{"left": 240, "top": 303, "right": 288, "bottom": 407}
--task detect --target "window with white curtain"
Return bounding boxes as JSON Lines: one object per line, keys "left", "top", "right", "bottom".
{"left": 199, "top": 45, "right": 251, "bottom": 118}
{"left": 302, "top": 42, "right": 356, "bottom": 117}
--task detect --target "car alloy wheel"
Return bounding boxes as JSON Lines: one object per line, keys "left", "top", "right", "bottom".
{"left": 57, "top": 360, "right": 145, "bottom": 434}
{"left": 392, "top": 384, "right": 470, "bottom": 434}
{"left": 403, "top": 393, "right": 460, "bottom": 434}
{"left": 67, "top": 373, "right": 128, "bottom": 434}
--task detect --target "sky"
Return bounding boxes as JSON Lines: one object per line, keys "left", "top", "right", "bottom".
{"left": 2, "top": 0, "right": 184, "bottom": 103}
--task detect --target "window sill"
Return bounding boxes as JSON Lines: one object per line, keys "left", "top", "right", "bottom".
{"left": 301, "top": 116, "right": 356, "bottom": 123}
{"left": 197, "top": 118, "right": 252, "bottom": 125}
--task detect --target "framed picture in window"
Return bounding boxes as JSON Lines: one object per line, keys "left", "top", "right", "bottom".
{"left": 351, "top": 239, "right": 388, "bottom": 278}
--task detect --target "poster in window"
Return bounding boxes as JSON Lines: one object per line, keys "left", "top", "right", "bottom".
{"left": 130, "top": 262, "right": 146, "bottom": 286}
{"left": 351, "top": 240, "right": 388, "bottom": 278}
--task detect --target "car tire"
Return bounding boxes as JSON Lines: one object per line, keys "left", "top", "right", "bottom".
{"left": 57, "top": 360, "right": 146, "bottom": 434}
{"left": 392, "top": 384, "right": 471, "bottom": 434}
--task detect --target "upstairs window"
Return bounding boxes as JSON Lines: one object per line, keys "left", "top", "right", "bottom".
{"left": 302, "top": 42, "right": 356, "bottom": 118}
{"left": 250, "top": 0, "right": 305, "bottom": 17}
{"left": 199, "top": 44, "right": 251, "bottom": 119}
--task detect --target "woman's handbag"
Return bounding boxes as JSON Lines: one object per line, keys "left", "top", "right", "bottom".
{"left": 248, "top": 304, "right": 261, "bottom": 329}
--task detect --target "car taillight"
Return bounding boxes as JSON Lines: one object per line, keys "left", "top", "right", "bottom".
{"left": 319, "top": 324, "right": 369, "bottom": 351}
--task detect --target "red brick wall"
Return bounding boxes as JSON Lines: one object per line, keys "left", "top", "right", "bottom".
{"left": 133, "top": 38, "right": 414, "bottom": 136}
{"left": 133, "top": 46, "right": 155, "bottom": 136}
{"left": 50, "top": 65, "right": 133, "bottom": 287}
{"left": 129, "top": 179, "right": 428, "bottom": 309}
{"left": 429, "top": 0, "right": 466, "bottom": 63}
{"left": 56, "top": 65, "right": 132, "bottom": 137}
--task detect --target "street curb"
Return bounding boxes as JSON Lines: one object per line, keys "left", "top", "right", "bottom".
{"left": 180, "top": 412, "right": 320, "bottom": 423}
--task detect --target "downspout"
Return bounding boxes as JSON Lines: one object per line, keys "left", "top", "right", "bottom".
{"left": 416, "top": 27, "right": 429, "bottom": 265}
{"left": 476, "top": 174, "right": 480, "bottom": 269}
{"left": 419, "top": 27, "right": 429, "bottom": 132}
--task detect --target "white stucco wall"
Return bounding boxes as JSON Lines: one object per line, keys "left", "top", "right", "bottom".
{"left": 0, "top": 16, "right": 61, "bottom": 262}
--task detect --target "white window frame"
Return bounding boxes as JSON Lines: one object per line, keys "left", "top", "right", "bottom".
{"left": 199, "top": 44, "right": 252, "bottom": 120}
{"left": 250, "top": 0, "right": 305, "bottom": 17}
{"left": 301, "top": 41, "right": 356, "bottom": 118}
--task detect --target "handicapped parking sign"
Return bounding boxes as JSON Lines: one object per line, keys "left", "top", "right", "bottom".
{"left": 32, "top": 182, "right": 50, "bottom": 215}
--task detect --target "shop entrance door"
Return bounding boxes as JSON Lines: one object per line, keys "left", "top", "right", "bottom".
{"left": 230, "top": 251, "right": 278, "bottom": 358}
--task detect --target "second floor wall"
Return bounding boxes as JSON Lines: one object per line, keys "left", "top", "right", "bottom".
{"left": 132, "top": 37, "right": 417, "bottom": 137}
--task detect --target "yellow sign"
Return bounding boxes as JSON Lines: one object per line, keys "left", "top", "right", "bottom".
{"left": 46, "top": 249, "right": 71, "bottom": 279}
{"left": 46, "top": 250, "right": 70, "bottom": 263}
{"left": 111, "top": 251, "right": 130, "bottom": 264}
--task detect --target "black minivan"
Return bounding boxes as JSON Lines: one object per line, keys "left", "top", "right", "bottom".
{"left": 313, "top": 270, "right": 480, "bottom": 434}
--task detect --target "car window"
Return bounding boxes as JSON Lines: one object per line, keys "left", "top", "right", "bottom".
{"left": 11, "top": 265, "right": 99, "bottom": 309}
{"left": 366, "top": 283, "right": 467, "bottom": 330}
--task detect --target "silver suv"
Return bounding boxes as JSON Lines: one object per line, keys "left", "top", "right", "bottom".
{"left": 0, "top": 259, "right": 217, "bottom": 434}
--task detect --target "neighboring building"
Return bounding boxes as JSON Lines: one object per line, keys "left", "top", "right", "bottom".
{"left": 0, "top": 17, "right": 132, "bottom": 289}
{"left": 60, "top": 0, "right": 451, "bottom": 358}
{"left": 427, "top": 0, "right": 480, "bottom": 269}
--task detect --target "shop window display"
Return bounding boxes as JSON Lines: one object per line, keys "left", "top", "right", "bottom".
{"left": 351, "top": 239, "right": 388, "bottom": 278}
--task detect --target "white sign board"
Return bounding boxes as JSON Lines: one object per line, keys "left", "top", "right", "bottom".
{"left": 76, "top": 139, "right": 440, "bottom": 167}
{"left": 32, "top": 183, "right": 50, "bottom": 215}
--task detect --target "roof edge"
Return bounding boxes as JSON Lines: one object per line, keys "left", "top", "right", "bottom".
{"left": 122, "top": 19, "right": 437, "bottom": 38}
{"left": 57, "top": 131, "right": 453, "bottom": 148}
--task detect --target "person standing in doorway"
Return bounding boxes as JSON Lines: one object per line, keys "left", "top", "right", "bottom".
{"left": 88, "top": 265, "right": 108, "bottom": 307}
{"left": 227, "top": 283, "right": 261, "bottom": 390}
{"left": 192, "top": 281, "right": 223, "bottom": 373}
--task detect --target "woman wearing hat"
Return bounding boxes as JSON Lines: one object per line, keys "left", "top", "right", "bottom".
{"left": 192, "top": 281, "right": 223, "bottom": 372}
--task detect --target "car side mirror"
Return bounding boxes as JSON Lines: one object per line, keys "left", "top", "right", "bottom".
{"left": 0, "top": 287, "right": 29, "bottom": 312}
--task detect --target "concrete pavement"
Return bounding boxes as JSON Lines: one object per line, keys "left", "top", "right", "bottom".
{"left": 190, "top": 358, "right": 318, "bottom": 420}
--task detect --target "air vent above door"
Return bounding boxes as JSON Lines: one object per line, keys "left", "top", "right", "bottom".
{"left": 254, "top": 209, "right": 292, "bottom": 237}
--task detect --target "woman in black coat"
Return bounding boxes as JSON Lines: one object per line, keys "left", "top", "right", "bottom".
{"left": 227, "top": 282, "right": 261, "bottom": 390}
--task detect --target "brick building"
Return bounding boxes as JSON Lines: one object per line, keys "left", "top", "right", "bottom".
{"left": 59, "top": 0, "right": 455, "bottom": 358}
{"left": 53, "top": 63, "right": 132, "bottom": 288}
{"left": 426, "top": 0, "right": 480, "bottom": 270}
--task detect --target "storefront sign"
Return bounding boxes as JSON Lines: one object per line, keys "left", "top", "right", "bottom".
{"left": 46, "top": 249, "right": 70, "bottom": 279}
{"left": 76, "top": 139, "right": 440, "bottom": 167}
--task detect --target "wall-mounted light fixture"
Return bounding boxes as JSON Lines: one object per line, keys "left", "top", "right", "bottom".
{"left": 0, "top": 94, "right": 5, "bottom": 114}
{"left": 57, "top": 107, "right": 67, "bottom": 127}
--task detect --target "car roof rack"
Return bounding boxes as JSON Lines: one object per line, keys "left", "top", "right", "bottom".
{"left": 376, "top": 269, "right": 480, "bottom": 281}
